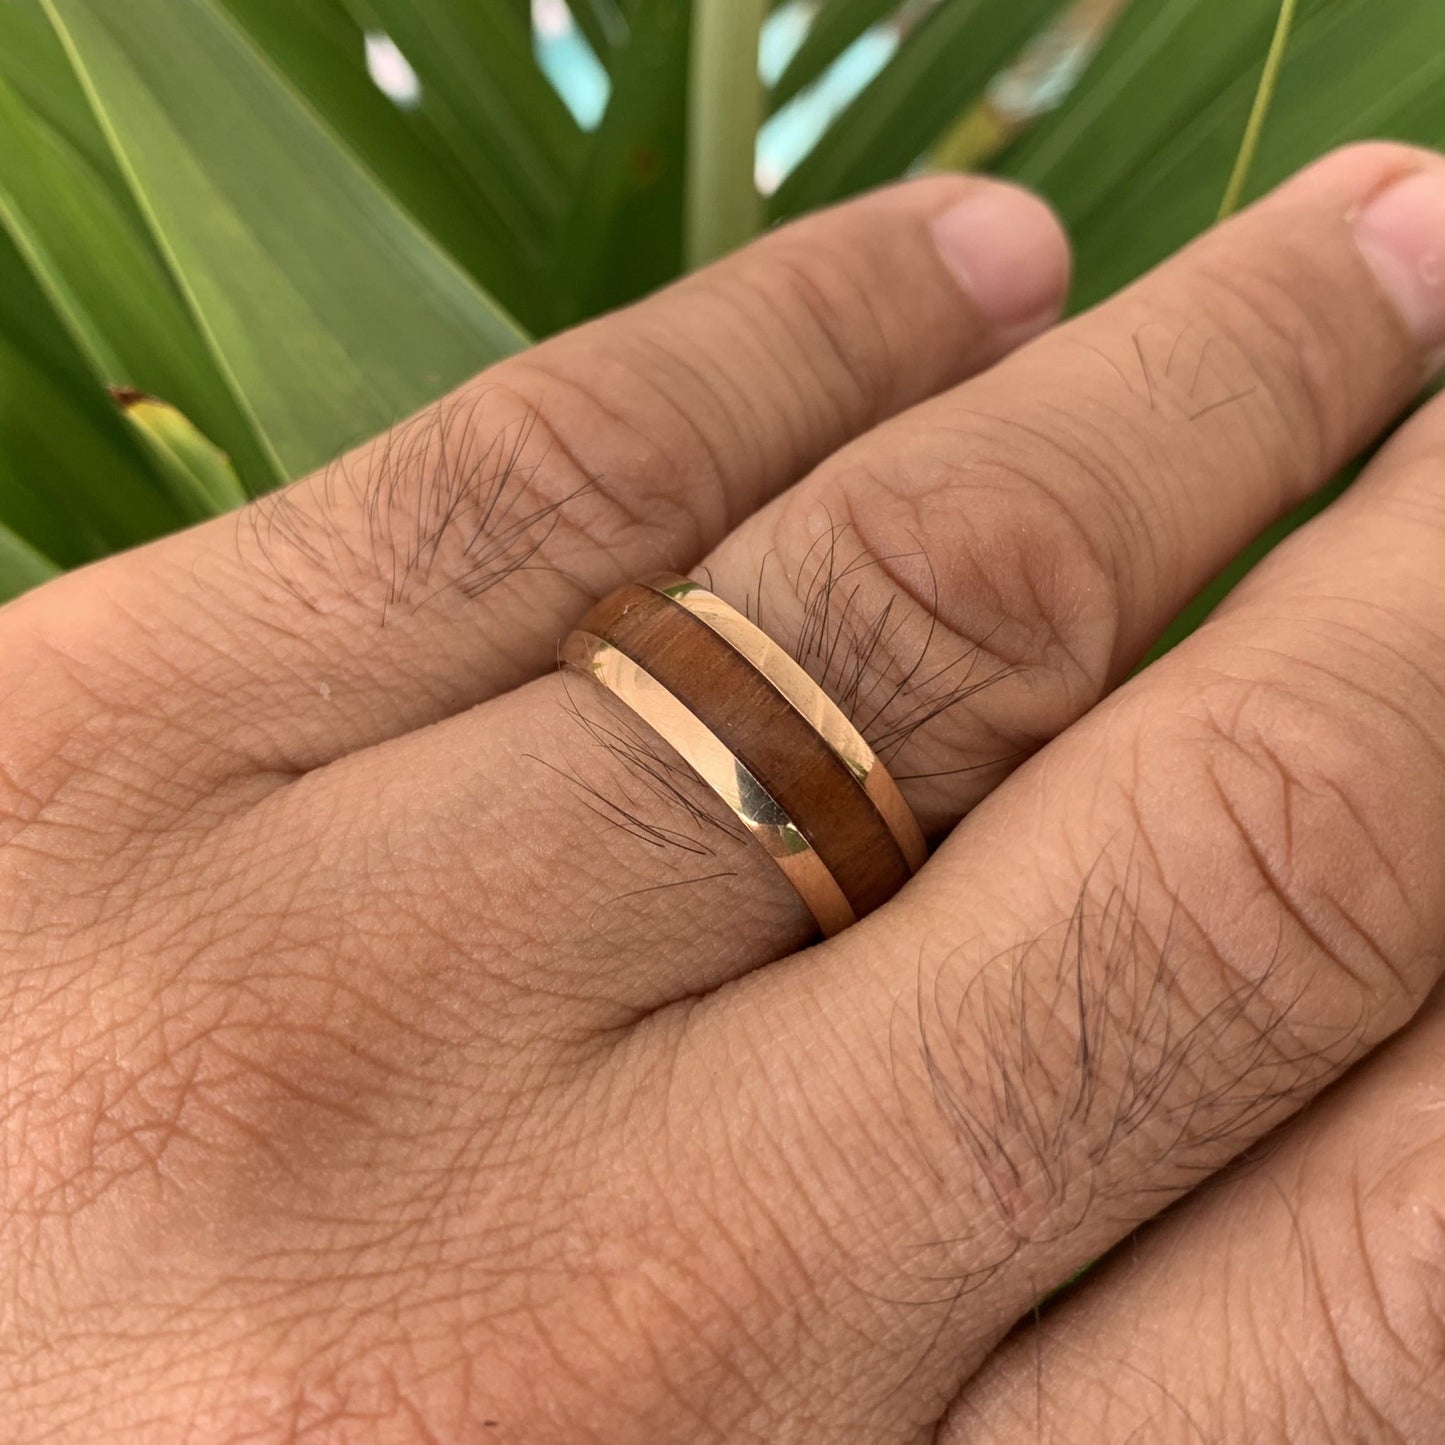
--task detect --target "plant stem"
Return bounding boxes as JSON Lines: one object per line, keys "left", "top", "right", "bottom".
{"left": 686, "top": 0, "right": 766, "bottom": 269}
{"left": 1218, "top": 0, "right": 1298, "bottom": 219}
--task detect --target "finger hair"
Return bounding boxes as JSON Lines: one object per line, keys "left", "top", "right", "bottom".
{"left": 886, "top": 852, "right": 1369, "bottom": 1307}
{"left": 239, "top": 395, "right": 591, "bottom": 621}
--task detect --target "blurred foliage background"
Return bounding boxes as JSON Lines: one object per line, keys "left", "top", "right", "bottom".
{"left": 1, "top": 0, "right": 1442, "bottom": 606}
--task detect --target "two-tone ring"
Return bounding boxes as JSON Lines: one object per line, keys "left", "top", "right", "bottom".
{"left": 561, "top": 574, "right": 926, "bottom": 936}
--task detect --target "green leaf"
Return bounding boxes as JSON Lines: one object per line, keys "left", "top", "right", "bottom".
{"left": 0, "top": 73, "right": 281, "bottom": 494}
{"left": 1000, "top": 0, "right": 1282, "bottom": 305}
{"left": 45, "top": 0, "right": 530, "bottom": 484}
{"left": 551, "top": 0, "right": 693, "bottom": 320}
{"left": 771, "top": 0, "right": 1069, "bottom": 220}
{"left": 566, "top": 0, "right": 628, "bottom": 69}
{"left": 1241, "top": 0, "right": 1445, "bottom": 179}
{"left": 1005, "top": 0, "right": 1445, "bottom": 311}
{"left": 1006, "top": 0, "right": 1445, "bottom": 648}
{"left": 0, "top": 0, "right": 279, "bottom": 497}
{"left": 926, "top": 0, "right": 1137, "bottom": 171}
{"left": 687, "top": 0, "right": 766, "bottom": 267}
{"left": 216, "top": 0, "right": 556, "bottom": 333}
{"left": 767, "top": 0, "right": 899, "bottom": 115}
{"left": 342, "top": 0, "right": 584, "bottom": 236}
{"left": 0, "top": 0, "right": 115, "bottom": 179}
{"left": 0, "top": 520, "right": 59, "bottom": 603}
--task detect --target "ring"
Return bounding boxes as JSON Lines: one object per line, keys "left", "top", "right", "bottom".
{"left": 560, "top": 573, "right": 927, "bottom": 935}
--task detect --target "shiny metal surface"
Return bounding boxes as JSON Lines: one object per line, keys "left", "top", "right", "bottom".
{"left": 561, "top": 630, "right": 857, "bottom": 936}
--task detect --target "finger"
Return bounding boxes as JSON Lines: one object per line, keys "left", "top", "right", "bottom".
{"left": 644, "top": 373, "right": 1445, "bottom": 1435}
{"left": 281, "top": 142, "right": 1445, "bottom": 1019}
{"left": 7, "top": 175, "right": 1068, "bottom": 797}
{"left": 700, "top": 142, "right": 1445, "bottom": 836}
{"left": 942, "top": 985, "right": 1445, "bottom": 1444}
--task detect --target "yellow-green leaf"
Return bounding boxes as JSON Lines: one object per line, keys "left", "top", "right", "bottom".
{"left": 114, "top": 389, "right": 249, "bottom": 518}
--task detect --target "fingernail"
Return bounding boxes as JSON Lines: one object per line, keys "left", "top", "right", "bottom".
{"left": 930, "top": 183, "right": 1070, "bottom": 337}
{"left": 1352, "top": 169, "right": 1445, "bottom": 357}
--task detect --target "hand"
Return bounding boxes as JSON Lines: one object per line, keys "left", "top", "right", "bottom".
{"left": 5, "top": 141, "right": 1445, "bottom": 1443}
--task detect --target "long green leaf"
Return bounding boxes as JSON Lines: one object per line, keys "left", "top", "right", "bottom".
{"left": 771, "top": 0, "right": 1069, "bottom": 220}
{"left": 768, "top": 0, "right": 899, "bottom": 115}
{"left": 687, "top": 0, "right": 766, "bottom": 267}
{"left": 927, "top": 0, "right": 1137, "bottom": 171}
{"left": 46, "top": 0, "right": 529, "bottom": 483}
{"left": 1240, "top": 0, "right": 1445, "bottom": 173}
{"left": 551, "top": 0, "right": 693, "bottom": 320}
{"left": 0, "top": 228, "right": 187, "bottom": 566}
{"left": 0, "top": 74, "right": 280, "bottom": 494}
{"left": 0, "top": 0, "right": 278, "bottom": 496}
{"left": 1006, "top": 0, "right": 1445, "bottom": 648}
{"left": 217, "top": 0, "right": 555, "bottom": 333}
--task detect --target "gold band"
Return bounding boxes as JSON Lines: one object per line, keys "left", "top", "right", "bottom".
{"left": 560, "top": 574, "right": 926, "bottom": 935}
{"left": 560, "top": 630, "right": 857, "bottom": 935}
{"left": 645, "top": 574, "right": 928, "bottom": 872}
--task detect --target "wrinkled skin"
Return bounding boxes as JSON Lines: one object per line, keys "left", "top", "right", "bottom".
{"left": 5, "top": 143, "right": 1445, "bottom": 1443}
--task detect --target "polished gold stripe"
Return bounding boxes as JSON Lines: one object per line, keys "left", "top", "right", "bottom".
{"left": 644, "top": 573, "right": 928, "bottom": 872}
{"left": 561, "top": 630, "right": 857, "bottom": 936}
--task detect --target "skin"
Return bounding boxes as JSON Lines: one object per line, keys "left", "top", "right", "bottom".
{"left": 4, "top": 141, "right": 1445, "bottom": 1442}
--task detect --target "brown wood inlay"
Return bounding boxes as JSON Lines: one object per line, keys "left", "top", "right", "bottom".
{"left": 583, "top": 583, "right": 910, "bottom": 916}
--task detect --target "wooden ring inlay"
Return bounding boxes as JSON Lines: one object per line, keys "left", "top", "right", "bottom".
{"left": 562, "top": 576, "right": 926, "bottom": 933}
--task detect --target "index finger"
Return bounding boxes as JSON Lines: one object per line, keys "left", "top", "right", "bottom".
{"left": 5, "top": 175, "right": 1068, "bottom": 792}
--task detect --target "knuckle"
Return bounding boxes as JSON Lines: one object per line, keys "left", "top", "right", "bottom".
{"left": 743, "top": 175, "right": 988, "bottom": 424}
{"left": 191, "top": 1345, "right": 463, "bottom": 1445}
{"left": 1285, "top": 1124, "right": 1445, "bottom": 1440}
{"left": 1144, "top": 658, "right": 1442, "bottom": 1014}
{"left": 0, "top": 654, "right": 64, "bottom": 840}
{"left": 251, "top": 373, "right": 715, "bottom": 621}
{"left": 1189, "top": 247, "right": 1339, "bottom": 479}
{"left": 494, "top": 360, "right": 723, "bottom": 561}
{"left": 1183, "top": 177, "right": 1420, "bottom": 491}
{"left": 783, "top": 417, "right": 1123, "bottom": 746}
{"left": 881, "top": 413, "right": 1124, "bottom": 689}
{"left": 891, "top": 855, "right": 1312, "bottom": 1262}
{"left": 0, "top": 614, "right": 149, "bottom": 849}
{"left": 7, "top": 976, "right": 259, "bottom": 1228}
{"left": 1374, "top": 456, "right": 1445, "bottom": 536}
{"left": 744, "top": 228, "right": 902, "bottom": 424}
{"left": 10, "top": 903, "right": 385, "bottom": 1235}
